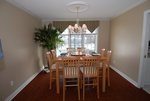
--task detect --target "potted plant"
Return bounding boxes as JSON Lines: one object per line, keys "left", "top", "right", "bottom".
{"left": 34, "top": 23, "right": 63, "bottom": 72}
{"left": 34, "top": 23, "right": 63, "bottom": 51}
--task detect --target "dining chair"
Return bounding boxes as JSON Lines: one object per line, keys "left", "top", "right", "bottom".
{"left": 99, "top": 48, "right": 106, "bottom": 69}
{"left": 46, "top": 51, "right": 62, "bottom": 90}
{"left": 99, "top": 50, "right": 112, "bottom": 87}
{"left": 67, "top": 48, "right": 75, "bottom": 54}
{"left": 103, "top": 50, "right": 112, "bottom": 86}
{"left": 51, "top": 49, "right": 57, "bottom": 63}
{"left": 77, "top": 47, "right": 85, "bottom": 54}
{"left": 62, "top": 56, "right": 81, "bottom": 101}
{"left": 99, "top": 48, "right": 106, "bottom": 78}
{"left": 100, "top": 48, "right": 106, "bottom": 56}
{"left": 46, "top": 51, "right": 54, "bottom": 89}
{"left": 81, "top": 56, "right": 100, "bottom": 100}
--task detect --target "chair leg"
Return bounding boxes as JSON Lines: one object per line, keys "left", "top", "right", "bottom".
{"left": 49, "top": 71, "right": 52, "bottom": 90}
{"left": 97, "top": 77, "right": 100, "bottom": 99}
{"left": 107, "top": 67, "right": 110, "bottom": 87}
{"left": 83, "top": 77, "right": 85, "bottom": 100}
{"left": 93, "top": 79, "right": 96, "bottom": 88}
{"left": 78, "top": 78, "right": 80, "bottom": 100}
{"left": 63, "top": 79, "right": 66, "bottom": 101}
{"left": 80, "top": 75, "right": 82, "bottom": 89}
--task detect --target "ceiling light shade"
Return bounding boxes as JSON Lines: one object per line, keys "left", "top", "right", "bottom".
{"left": 67, "top": 1, "right": 89, "bottom": 33}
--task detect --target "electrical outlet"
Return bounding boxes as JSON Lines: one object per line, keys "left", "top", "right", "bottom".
{"left": 10, "top": 80, "right": 14, "bottom": 86}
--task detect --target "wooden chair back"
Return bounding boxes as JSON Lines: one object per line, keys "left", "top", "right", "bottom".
{"left": 105, "top": 50, "right": 112, "bottom": 64}
{"left": 51, "top": 49, "right": 57, "bottom": 63}
{"left": 67, "top": 48, "right": 75, "bottom": 54}
{"left": 100, "top": 48, "right": 106, "bottom": 56}
{"left": 62, "top": 56, "right": 80, "bottom": 78}
{"left": 77, "top": 47, "right": 85, "bottom": 53}
{"left": 46, "top": 51, "right": 53, "bottom": 67}
{"left": 82, "top": 56, "right": 100, "bottom": 77}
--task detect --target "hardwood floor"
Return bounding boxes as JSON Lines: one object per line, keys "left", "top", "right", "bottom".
{"left": 12, "top": 69, "right": 150, "bottom": 101}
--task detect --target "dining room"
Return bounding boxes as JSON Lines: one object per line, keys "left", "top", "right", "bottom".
{"left": 1, "top": 0, "right": 150, "bottom": 101}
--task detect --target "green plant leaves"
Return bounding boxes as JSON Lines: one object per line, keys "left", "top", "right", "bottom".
{"left": 34, "top": 24, "right": 64, "bottom": 50}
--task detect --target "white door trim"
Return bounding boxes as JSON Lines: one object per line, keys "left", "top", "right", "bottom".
{"left": 138, "top": 9, "right": 150, "bottom": 88}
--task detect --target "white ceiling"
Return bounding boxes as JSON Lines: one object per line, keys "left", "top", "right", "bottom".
{"left": 6, "top": 0, "right": 146, "bottom": 21}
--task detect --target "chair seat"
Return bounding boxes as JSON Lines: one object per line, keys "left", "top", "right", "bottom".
{"left": 51, "top": 64, "right": 63, "bottom": 70}
{"left": 64, "top": 67, "right": 79, "bottom": 78}
{"left": 80, "top": 67, "right": 98, "bottom": 77}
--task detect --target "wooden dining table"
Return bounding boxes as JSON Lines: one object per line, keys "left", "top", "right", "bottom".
{"left": 55, "top": 53, "right": 107, "bottom": 94}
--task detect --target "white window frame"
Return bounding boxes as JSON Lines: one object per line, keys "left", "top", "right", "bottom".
{"left": 57, "top": 28, "right": 99, "bottom": 55}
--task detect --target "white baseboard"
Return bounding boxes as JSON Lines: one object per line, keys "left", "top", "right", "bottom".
{"left": 143, "top": 85, "right": 150, "bottom": 94}
{"left": 40, "top": 66, "right": 45, "bottom": 71}
{"left": 143, "top": 88, "right": 150, "bottom": 94}
{"left": 110, "top": 65, "right": 139, "bottom": 88}
{"left": 5, "top": 70, "right": 42, "bottom": 101}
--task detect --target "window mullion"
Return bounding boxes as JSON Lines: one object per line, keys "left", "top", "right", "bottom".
{"left": 69, "top": 33, "right": 71, "bottom": 48}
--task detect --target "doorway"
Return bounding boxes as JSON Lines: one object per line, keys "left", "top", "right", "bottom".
{"left": 139, "top": 9, "right": 150, "bottom": 94}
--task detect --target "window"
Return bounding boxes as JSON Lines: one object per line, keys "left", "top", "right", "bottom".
{"left": 57, "top": 28, "right": 98, "bottom": 55}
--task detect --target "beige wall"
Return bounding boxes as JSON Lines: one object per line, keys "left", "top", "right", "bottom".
{"left": 98, "top": 20, "right": 110, "bottom": 52}
{"left": 110, "top": 0, "right": 150, "bottom": 82}
{"left": 0, "top": 1, "right": 42, "bottom": 100}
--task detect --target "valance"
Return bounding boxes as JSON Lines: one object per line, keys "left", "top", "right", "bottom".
{"left": 53, "top": 21, "right": 99, "bottom": 32}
